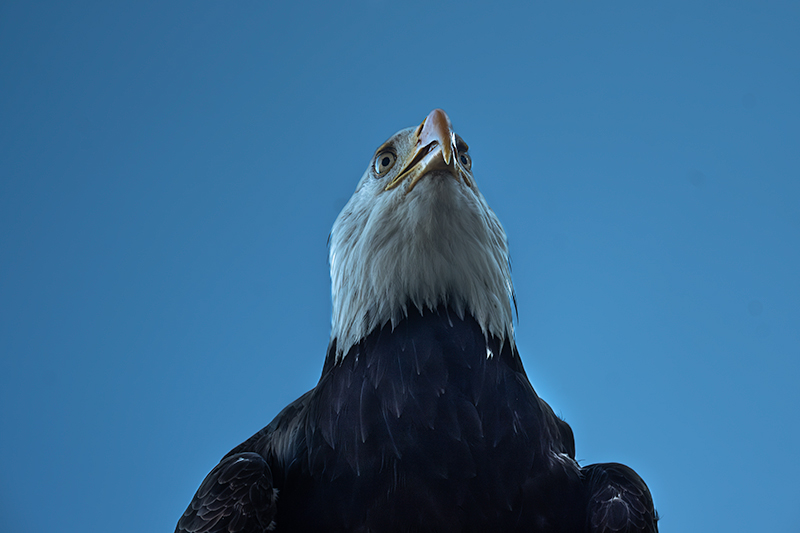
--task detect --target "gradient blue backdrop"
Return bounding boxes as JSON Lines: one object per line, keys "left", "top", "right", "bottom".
{"left": 1, "top": 2, "right": 798, "bottom": 531}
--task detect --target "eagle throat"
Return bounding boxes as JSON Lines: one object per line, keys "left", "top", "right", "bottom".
{"left": 328, "top": 163, "right": 515, "bottom": 360}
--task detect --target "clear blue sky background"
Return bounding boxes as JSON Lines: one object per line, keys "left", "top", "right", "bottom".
{"left": 1, "top": 1, "right": 798, "bottom": 531}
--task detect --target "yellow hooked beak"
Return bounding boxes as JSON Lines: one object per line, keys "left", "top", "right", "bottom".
{"left": 385, "top": 108, "right": 472, "bottom": 192}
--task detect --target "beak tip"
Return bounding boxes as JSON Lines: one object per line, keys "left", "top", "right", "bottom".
{"left": 393, "top": 109, "right": 461, "bottom": 192}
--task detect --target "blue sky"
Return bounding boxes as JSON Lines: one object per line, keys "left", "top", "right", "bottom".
{"left": 1, "top": 1, "right": 798, "bottom": 531}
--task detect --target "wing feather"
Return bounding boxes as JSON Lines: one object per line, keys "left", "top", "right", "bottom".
{"left": 176, "top": 452, "right": 277, "bottom": 533}
{"left": 584, "top": 462, "right": 659, "bottom": 533}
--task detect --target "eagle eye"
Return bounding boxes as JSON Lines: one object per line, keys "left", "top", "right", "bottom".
{"left": 374, "top": 150, "right": 397, "bottom": 177}
{"left": 459, "top": 152, "right": 472, "bottom": 170}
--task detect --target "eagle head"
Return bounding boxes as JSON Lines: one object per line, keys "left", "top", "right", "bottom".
{"left": 329, "top": 109, "right": 516, "bottom": 358}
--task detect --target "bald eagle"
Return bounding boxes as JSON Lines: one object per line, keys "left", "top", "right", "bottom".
{"left": 176, "top": 110, "right": 659, "bottom": 532}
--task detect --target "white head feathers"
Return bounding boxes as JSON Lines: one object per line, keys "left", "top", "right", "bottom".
{"left": 328, "top": 110, "right": 515, "bottom": 358}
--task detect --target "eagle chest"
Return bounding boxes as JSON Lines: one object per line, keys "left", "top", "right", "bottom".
{"left": 275, "top": 309, "right": 566, "bottom": 531}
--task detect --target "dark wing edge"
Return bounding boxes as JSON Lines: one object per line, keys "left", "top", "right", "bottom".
{"left": 583, "top": 462, "right": 659, "bottom": 533}
{"left": 176, "top": 452, "right": 278, "bottom": 533}
{"left": 175, "top": 390, "right": 314, "bottom": 533}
